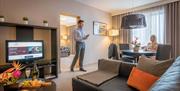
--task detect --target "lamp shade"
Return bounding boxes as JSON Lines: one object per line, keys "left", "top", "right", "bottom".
{"left": 109, "top": 29, "right": 119, "bottom": 36}
{"left": 62, "top": 35, "right": 68, "bottom": 40}
{"left": 121, "top": 14, "right": 146, "bottom": 29}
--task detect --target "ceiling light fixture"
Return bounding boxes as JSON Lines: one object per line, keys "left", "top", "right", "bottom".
{"left": 121, "top": 14, "right": 146, "bottom": 29}
{"left": 121, "top": 0, "right": 147, "bottom": 29}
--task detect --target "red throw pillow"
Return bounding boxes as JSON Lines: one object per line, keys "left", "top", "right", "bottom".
{"left": 127, "top": 67, "right": 159, "bottom": 91}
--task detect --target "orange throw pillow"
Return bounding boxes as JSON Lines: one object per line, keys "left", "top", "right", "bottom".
{"left": 127, "top": 67, "right": 159, "bottom": 91}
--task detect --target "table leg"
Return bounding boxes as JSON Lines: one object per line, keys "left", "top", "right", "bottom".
{"left": 134, "top": 56, "right": 139, "bottom": 63}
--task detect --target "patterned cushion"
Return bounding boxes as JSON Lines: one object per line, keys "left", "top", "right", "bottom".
{"left": 137, "top": 56, "right": 174, "bottom": 77}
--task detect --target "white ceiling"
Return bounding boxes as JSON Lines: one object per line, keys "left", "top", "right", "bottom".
{"left": 74, "top": 0, "right": 162, "bottom": 14}
{"left": 60, "top": 15, "right": 77, "bottom": 26}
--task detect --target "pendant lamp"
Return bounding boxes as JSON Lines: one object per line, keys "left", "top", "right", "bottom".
{"left": 121, "top": 14, "right": 147, "bottom": 29}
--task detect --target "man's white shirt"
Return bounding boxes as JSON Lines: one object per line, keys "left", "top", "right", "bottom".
{"left": 74, "top": 28, "right": 86, "bottom": 42}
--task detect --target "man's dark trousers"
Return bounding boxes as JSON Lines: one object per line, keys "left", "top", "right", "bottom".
{"left": 71, "top": 41, "right": 85, "bottom": 69}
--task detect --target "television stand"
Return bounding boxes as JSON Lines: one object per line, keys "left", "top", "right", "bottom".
{"left": 0, "top": 21, "right": 58, "bottom": 79}
{"left": 24, "top": 60, "right": 58, "bottom": 79}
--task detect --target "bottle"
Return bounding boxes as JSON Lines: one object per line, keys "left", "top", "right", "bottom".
{"left": 32, "top": 63, "right": 39, "bottom": 80}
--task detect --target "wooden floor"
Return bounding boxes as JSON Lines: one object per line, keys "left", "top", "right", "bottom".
{"left": 53, "top": 63, "right": 98, "bottom": 91}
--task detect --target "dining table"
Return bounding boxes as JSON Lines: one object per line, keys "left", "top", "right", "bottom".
{"left": 121, "top": 50, "right": 156, "bottom": 63}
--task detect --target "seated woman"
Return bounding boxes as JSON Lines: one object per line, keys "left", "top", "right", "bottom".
{"left": 147, "top": 35, "right": 158, "bottom": 51}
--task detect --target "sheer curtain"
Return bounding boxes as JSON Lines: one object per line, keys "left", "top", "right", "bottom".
{"left": 131, "top": 6, "right": 165, "bottom": 46}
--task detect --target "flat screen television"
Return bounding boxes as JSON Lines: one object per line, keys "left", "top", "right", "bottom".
{"left": 6, "top": 40, "right": 44, "bottom": 63}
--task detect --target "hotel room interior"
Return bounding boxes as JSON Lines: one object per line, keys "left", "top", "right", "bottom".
{"left": 0, "top": 0, "right": 179, "bottom": 91}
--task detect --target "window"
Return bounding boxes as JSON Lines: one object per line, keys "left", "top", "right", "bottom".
{"left": 131, "top": 7, "right": 165, "bottom": 46}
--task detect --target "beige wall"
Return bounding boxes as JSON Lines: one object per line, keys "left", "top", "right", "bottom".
{"left": 0, "top": 0, "right": 112, "bottom": 65}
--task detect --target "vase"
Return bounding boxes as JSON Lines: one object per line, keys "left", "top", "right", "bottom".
{"left": 23, "top": 20, "right": 28, "bottom": 24}
{"left": 44, "top": 23, "right": 48, "bottom": 26}
{"left": 0, "top": 18, "right": 5, "bottom": 22}
{"left": 133, "top": 46, "right": 139, "bottom": 52}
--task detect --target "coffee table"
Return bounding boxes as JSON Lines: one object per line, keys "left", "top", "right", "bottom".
{"left": 3, "top": 80, "right": 56, "bottom": 91}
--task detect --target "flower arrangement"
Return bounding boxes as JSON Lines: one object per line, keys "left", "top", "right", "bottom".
{"left": 43, "top": 20, "right": 48, "bottom": 26}
{"left": 0, "top": 15, "right": 5, "bottom": 22}
{"left": 0, "top": 15, "right": 4, "bottom": 18}
{"left": 131, "top": 37, "right": 141, "bottom": 47}
{"left": 22, "top": 17, "right": 29, "bottom": 24}
{"left": 43, "top": 20, "right": 48, "bottom": 23}
{"left": 131, "top": 37, "right": 141, "bottom": 51}
{"left": 0, "top": 61, "right": 24, "bottom": 86}
{"left": 23, "top": 17, "right": 28, "bottom": 21}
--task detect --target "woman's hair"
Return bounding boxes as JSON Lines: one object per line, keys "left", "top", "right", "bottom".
{"left": 78, "top": 20, "right": 84, "bottom": 24}
{"left": 150, "top": 35, "right": 157, "bottom": 42}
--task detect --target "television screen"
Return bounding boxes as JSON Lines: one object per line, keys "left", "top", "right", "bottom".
{"left": 6, "top": 40, "right": 44, "bottom": 62}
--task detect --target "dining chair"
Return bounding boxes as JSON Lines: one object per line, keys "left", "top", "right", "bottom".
{"left": 156, "top": 44, "right": 171, "bottom": 61}
{"left": 119, "top": 44, "right": 135, "bottom": 63}
{"left": 108, "top": 43, "right": 119, "bottom": 60}
{"left": 119, "top": 44, "right": 129, "bottom": 57}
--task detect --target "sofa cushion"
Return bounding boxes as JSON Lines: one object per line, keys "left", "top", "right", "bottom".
{"left": 98, "top": 59, "right": 121, "bottom": 74}
{"left": 150, "top": 56, "right": 180, "bottom": 91}
{"left": 137, "top": 56, "right": 173, "bottom": 77}
{"left": 127, "top": 67, "right": 159, "bottom": 91}
{"left": 77, "top": 59, "right": 121, "bottom": 86}
{"left": 99, "top": 77, "right": 137, "bottom": 91}
{"left": 77, "top": 71, "right": 118, "bottom": 86}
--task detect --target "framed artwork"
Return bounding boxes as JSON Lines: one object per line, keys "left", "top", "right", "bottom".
{"left": 93, "top": 21, "right": 107, "bottom": 36}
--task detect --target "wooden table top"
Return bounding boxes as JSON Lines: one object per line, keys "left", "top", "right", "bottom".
{"left": 3, "top": 80, "right": 56, "bottom": 91}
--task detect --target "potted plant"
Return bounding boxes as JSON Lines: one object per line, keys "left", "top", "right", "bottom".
{"left": 23, "top": 17, "right": 29, "bottom": 24}
{"left": 0, "top": 15, "right": 5, "bottom": 22}
{"left": 43, "top": 20, "right": 48, "bottom": 26}
{"left": 131, "top": 37, "right": 141, "bottom": 52}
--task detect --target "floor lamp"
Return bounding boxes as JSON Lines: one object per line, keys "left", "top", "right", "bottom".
{"left": 108, "top": 29, "right": 119, "bottom": 60}
{"left": 108, "top": 29, "right": 119, "bottom": 43}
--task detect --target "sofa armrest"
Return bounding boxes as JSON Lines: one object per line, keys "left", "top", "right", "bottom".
{"left": 72, "top": 77, "right": 102, "bottom": 91}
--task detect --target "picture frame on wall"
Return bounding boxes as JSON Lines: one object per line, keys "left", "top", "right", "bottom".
{"left": 93, "top": 21, "right": 107, "bottom": 36}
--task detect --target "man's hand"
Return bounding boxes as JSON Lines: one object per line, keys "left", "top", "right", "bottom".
{"left": 86, "top": 34, "right": 90, "bottom": 38}
{"left": 83, "top": 34, "right": 90, "bottom": 39}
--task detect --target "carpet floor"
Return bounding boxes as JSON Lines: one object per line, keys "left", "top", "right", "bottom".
{"left": 53, "top": 63, "right": 98, "bottom": 91}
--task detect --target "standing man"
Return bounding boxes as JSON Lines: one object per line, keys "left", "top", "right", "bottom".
{"left": 71, "top": 20, "right": 89, "bottom": 72}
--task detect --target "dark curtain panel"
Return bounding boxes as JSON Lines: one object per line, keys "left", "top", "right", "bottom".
{"left": 165, "top": 1, "right": 180, "bottom": 58}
